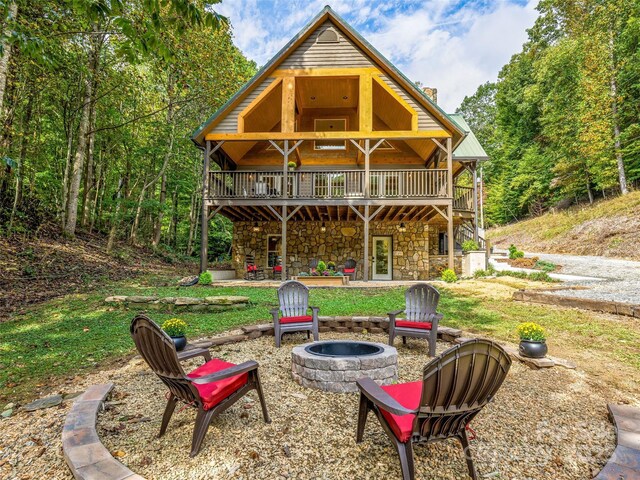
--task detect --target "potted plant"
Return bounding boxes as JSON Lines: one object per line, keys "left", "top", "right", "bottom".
{"left": 316, "top": 260, "right": 327, "bottom": 275}
{"left": 327, "top": 261, "right": 336, "bottom": 271}
{"left": 517, "top": 322, "right": 547, "bottom": 358}
{"left": 287, "top": 161, "right": 297, "bottom": 171}
{"left": 162, "top": 318, "right": 188, "bottom": 351}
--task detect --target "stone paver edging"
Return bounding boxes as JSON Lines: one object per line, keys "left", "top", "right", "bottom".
{"left": 104, "top": 295, "right": 249, "bottom": 313}
{"left": 62, "top": 383, "right": 144, "bottom": 480}
{"left": 593, "top": 404, "right": 640, "bottom": 479}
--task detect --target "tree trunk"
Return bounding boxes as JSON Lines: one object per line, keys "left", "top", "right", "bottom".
{"left": 186, "top": 192, "right": 198, "bottom": 256}
{"left": 60, "top": 131, "right": 74, "bottom": 230}
{"left": 152, "top": 172, "right": 166, "bottom": 247}
{"left": 0, "top": 1, "right": 17, "bottom": 116}
{"left": 106, "top": 177, "right": 123, "bottom": 254}
{"left": 8, "top": 88, "right": 33, "bottom": 231}
{"left": 609, "top": 31, "right": 628, "bottom": 195}
{"left": 81, "top": 100, "right": 97, "bottom": 227}
{"left": 170, "top": 185, "right": 178, "bottom": 247}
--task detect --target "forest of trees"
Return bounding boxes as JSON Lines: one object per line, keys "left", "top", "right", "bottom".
{"left": 457, "top": 0, "right": 640, "bottom": 226}
{"left": 0, "top": 0, "right": 256, "bottom": 259}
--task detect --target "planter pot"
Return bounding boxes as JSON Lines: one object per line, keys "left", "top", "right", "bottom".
{"left": 209, "top": 269, "right": 236, "bottom": 281}
{"left": 171, "top": 336, "right": 187, "bottom": 351}
{"left": 292, "top": 275, "right": 349, "bottom": 286}
{"left": 519, "top": 339, "right": 547, "bottom": 358}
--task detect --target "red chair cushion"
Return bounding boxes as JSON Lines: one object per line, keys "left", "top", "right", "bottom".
{"left": 247, "top": 265, "right": 258, "bottom": 272}
{"left": 395, "top": 320, "right": 432, "bottom": 330}
{"left": 280, "top": 315, "right": 313, "bottom": 324}
{"left": 188, "top": 359, "right": 248, "bottom": 411}
{"left": 343, "top": 268, "right": 355, "bottom": 274}
{"left": 273, "top": 265, "right": 282, "bottom": 272}
{"left": 379, "top": 381, "right": 423, "bottom": 442}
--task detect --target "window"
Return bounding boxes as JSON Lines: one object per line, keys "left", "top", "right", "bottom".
{"left": 267, "top": 235, "right": 282, "bottom": 267}
{"left": 317, "top": 27, "right": 340, "bottom": 44}
{"left": 438, "top": 232, "right": 448, "bottom": 255}
{"left": 314, "top": 118, "right": 347, "bottom": 151}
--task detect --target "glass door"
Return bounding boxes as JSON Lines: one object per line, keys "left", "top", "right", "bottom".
{"left": 372, "top": 236, "right": 393, "bottom": 280}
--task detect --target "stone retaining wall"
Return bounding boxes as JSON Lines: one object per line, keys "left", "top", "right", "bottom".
{"left": 104, "top": 295, "right": 250, "bottom": 313}
{"left": 513, "top": 290, "right": 640, "bottom": 318}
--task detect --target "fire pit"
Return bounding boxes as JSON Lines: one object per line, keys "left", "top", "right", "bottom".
{"left": 291, "top": 340, "right": 397, "bottom": 393}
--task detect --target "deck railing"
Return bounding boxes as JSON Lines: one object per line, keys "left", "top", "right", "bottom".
{"left": 208, "top": 169, "right": 450, "bottom": 200}
{"left": 453, "top": 186, "right": 474, "bottom": 211}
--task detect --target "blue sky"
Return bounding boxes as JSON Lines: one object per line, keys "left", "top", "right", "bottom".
{"left": 215, "top": 0, "right": 539, "bottom": 112}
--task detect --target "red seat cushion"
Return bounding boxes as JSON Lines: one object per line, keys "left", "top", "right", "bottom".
{"left": 379, "top": 381, "right": 422, "bottom": 442}
{"left": 343, "top": 268, "right": 355, "bottom": 274}
{"left": 395, "top": 320, "right": 432, "bottom": 330}
{"left": 273, "top": 265, "right": 282, "bottom": 272}
{"left": 187, "top": 359, "right": 248, "bottom": 411}
{"left": 280, "top": 315, "right": 313, "bottom": 324}
{"left": 247, "top": 265, "right": 258, "bottom": 272}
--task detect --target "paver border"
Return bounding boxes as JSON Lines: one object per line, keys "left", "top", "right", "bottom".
{"left": 62, "top": 383, "right": 144, "bottom": 480}
{"left": 593, "top": 404, "right": 640, "bottom": 479}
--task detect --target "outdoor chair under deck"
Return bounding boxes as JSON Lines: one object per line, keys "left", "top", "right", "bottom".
{"left": 356, "top": 339, "right": 512, "bottom": 480}
{"left": 271, "top": 280, "right": 319, "bottom": 348}
{"left": 244, "top": 254, "right": 265, "bottom": 280}
{"left": 388, "top": 283, "right": 443, "bottom": 356}
{"left": 342, "top": 258, "right": 357, "bottom": 280}
{"left": 272, "top": 256, "right": 283, "bottom": 280}
{"left": 130, "top": 314, "right": 270, "bottom": 457}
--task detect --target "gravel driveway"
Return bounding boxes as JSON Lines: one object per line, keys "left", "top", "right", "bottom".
{"left": 492, "top": 251, "right": 640, "bottom": 305}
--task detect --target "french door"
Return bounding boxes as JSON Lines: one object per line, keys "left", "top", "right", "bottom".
{"left": 372, "top": 236, "right": 393, "bottom": 280}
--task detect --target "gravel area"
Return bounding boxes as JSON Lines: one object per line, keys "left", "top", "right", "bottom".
{"left": 0, "top": 331, "right": 629, "bottom": 480}
{"left": 492, "top": 251, "right": 640, "bottom": 305}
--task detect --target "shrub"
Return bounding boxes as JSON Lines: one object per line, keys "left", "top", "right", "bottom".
{"left": 298, "top": 271, "right": 309, "bottom": 276}
{"left": 316, "top": 260, "right": 327, "bottom": 275}
{"left": 473, "top": 269, "right": 487, "bottom": 278}
{"left": 534, "top": 260, "right": 556, "bottom": 272}
{"left": 461, "top": 240, "right": 480, "bottom": 253}
{"left": 441, "top": 268, "right": 458, "bottom": 283}
{"left": 287, "top": 161, "right": 297, "bottom": 169}
{"left": 327, "top": 261, "right": 336, "bottom": 270}
{"left": 508, "top": 244, "right": 524, "bottom": 259}
{"left": 517, "top": 322, "right": 546, "bottom": 342}
{"left": 495, "top": 270, "right": 555, "bottom": 282}
{"left": 487, "top": 263, "right": 496, "bottom": 275}
{"left": 162, "top": 318, "right": 187, "bottom": 337}
{"left": 199, "top": 271, "right": 213, "bottom": 285}
{"left": 528, "top": 271, "right": 554, "bottom": 282}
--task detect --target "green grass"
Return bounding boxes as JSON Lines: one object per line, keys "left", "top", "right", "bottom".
{"left": 2, "top": 276, "right": 639, "bottom": 401}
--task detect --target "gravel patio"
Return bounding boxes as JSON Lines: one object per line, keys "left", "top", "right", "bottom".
{"left": 0, "top": 330, "right": 628, "bottom": 479}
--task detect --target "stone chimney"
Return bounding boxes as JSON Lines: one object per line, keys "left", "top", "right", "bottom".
{"left": 422, "top": 87, "right": 438, "bottom": 104}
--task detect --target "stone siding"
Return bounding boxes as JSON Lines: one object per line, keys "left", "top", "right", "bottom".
{"left": 232, "top": 221, "right": 462, "bottom": 280}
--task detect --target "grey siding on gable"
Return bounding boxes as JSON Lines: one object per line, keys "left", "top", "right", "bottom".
{"left": 378, "top": 74, "right": 445, "bottom": 131}
{"left": 279, "top": 20, "right": 374, "bottom": 69}
{"left": 211, "top": 77, "right": 276, "bottom": 133}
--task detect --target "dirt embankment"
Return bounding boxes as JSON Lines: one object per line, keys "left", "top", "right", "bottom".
{"left": 0, "top": 227, "right": 196, "bottom": 318}
{"left": 487, "top": 191, "right": 640, "bottom": 260}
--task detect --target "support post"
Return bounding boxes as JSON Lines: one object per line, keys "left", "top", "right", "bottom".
{"left": 281, "top": 205, "right": 287, "bottom": 281}
{"left": 472, "top": 164, "right": 479, "bottom": 242}
{"left": 447, "top": 203, "right": 454, "bottom": 271}
{"left": 364, "top": 139, "right": 371, "bottom": 198}
{"left": 446, "top": 137, "right": 453, "bottom": 198}
{"left": 200, "top": 142, "right": 211, "bottom": 273}
{"left": 283, "top": 139, "right": 289, "bottom": 199}
{"left": 363, "top": 205, "right": 370, "bottom": 282}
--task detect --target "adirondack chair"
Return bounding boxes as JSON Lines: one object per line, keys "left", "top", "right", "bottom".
{"left": 272, "top": 256, "right": 283, "bottom": 280}
{"left": 270, "top": 280, "right": 319, "bottom": 348}
{"left": 342, "top": 258, "right": 357, "bottom": 280}
{"left": 244, "top": 254, "right": 265, "bottom": 280}
{"left": 130, "top": 314, "right": 270, "bottom": 457}
{"left": 356, "top": 339, "right": 512, "bottom": 480}
{"left": 388, "top": 283, "right": 442, "bottom": 356}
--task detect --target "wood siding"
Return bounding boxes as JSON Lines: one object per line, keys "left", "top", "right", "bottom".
{"left": 378, "top": 74, "right": 444, "bottom": 131}
{"left": 211, "top": 77, "right": 276, "bottom": 133}
{"left": 279, "top": 20, "right": 375, "bottom": 69}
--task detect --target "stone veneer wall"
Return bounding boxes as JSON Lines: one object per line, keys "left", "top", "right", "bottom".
{"left": 232, "top": 221, "right": 462, "bottom": 280}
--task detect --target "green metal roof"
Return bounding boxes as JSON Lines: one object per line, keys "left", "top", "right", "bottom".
{"left": 192, "top": 5, "right": 466, "bottom": 146}
{"left": 448, "top": 113, "right": 489, "bottom": 160}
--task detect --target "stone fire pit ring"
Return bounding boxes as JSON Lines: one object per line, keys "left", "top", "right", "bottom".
{"left": 291, "top": 340, "right": 398, "bottom": 393}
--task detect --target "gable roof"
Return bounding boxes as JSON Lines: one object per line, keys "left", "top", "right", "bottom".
{"left": 449, "top": 114, "right": 489, "bottom": 160}
{"left": 192, "top": 5, "right": 466, "bottom": 146}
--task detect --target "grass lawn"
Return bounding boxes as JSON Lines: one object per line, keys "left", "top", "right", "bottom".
{"left": 1, "top": 275, "right": 639, "bottom": 402}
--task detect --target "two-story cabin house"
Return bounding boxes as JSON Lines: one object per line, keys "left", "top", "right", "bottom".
{"left": 192, "top": 6, "right": 488, "bottom": 281}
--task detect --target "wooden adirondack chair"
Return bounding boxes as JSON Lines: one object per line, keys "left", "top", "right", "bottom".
{"left": 130, "top": 314, "right": 270, "bottom": 457}
{"left": 388, "top": 283, "right": 442, "bottom": 356}
{"left": 342, "top": 258, "right": 357, "bottom": 280}
{"left": 270, "top": 280, "right": 319, "bottom": 347}
{"left": 356, "top": 339, "right": 512, "bottom": 480}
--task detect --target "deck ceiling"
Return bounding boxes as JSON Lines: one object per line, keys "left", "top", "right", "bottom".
{"left": 215, "top": 204, "right": 471, "bottom": 224}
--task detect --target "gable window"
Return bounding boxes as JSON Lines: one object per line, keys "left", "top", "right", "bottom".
{"left": 317, "top": 27, "right": 340, "bottom": 44}
{"left": 314, "top": 118, "right": 347, "bottom": 151}
{"left": 267, "top": 234, "right": 282, "bottom": 268}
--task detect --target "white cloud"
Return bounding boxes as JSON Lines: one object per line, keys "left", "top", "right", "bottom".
{"left": 215, "top": 0, "right": 539, "bottom": 111}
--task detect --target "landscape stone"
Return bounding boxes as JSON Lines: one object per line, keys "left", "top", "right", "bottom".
{"left": 1, "top": 409, "right": 12, "bottom": 418}
{"left": 174, "top": 297, "right": 202, "bottom": 305}
{"left": 24, "top": 394, "right": 63, "bottom": 412}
